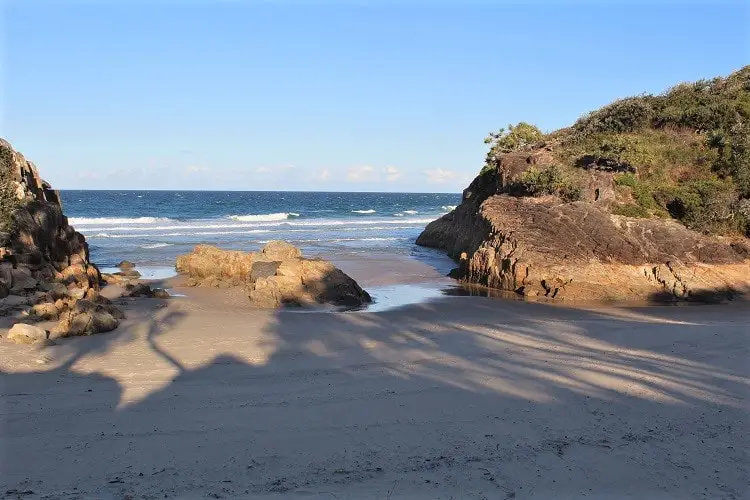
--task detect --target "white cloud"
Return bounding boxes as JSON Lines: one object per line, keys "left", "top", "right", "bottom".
{"left": 255, "top": 165, "right": 295, "bottom": 175}
{"left": 347, "top": 165, "right": 377, "bottom": 182}
{"left": 424, "top": 168, "right": 457, "bottom": 184}
{"left": 312, "top": 168, "right": 331, "bottom": 182}
{"left": 384, "top": 166, "right": 401, "bottom": 182}
{"left": 76, "top": 171, "right": 101, "bottom": 180}
{"left": 185, "top": 165, "right": 208, "bottom": 174}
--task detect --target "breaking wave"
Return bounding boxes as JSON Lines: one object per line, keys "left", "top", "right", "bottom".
{"left": 70, "top": 216, "right": 173, "bottom": 225}
{"left": 228, "top": 213, "right": 300, "bottom": 222}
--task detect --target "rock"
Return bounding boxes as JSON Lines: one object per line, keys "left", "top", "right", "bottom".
{"left": 0, "top": 281, "right": 8, "bottom": 299}
{"left": 38, "top": 280, "right": 69, "bottom": 297}
{"left": 10, "top": 266, "right": 38, "bottom": 293}
{"left": 152, "top": 288, "right": 170, "bottom": 299}
{"left": 248, "top": 275, "right": 305, "bottom": 308}
{"left": 246, "top": 252, "right": 371, "bottom": 308}
{"left": 299, "top": 260, "right": 372, "bottom": 306}
{"left": 7, "top": 323, "right": 48, "bottom": 344}
{"left": 33, "top": 338, "right": 56, "bottom": 347}
{"left": 176, "top": 244, "right": 254, "bottom": 282}
{"left": 261, "top": 240, "right": 302, "bottom": 260}
{"left": 101, "top": 273, "right": 128, "bottom": 285}
{"left": 114, "top": 269, "right": 141, "bottom": 279}
{"left": 250, "top": 261, "right": 281, "bottom": 281}
{"left": 30, "top": 302, "right": 59, "bottom": 320}
{"left": 0, "top": 294, "right": 31, "bottom": 315}
{"left": 124, "top": 282, "right": 153, "bottom": 297}
{"left": 0, "top": 140, "right": 105, "bottom": 314}
{"left": 276, "top": 258, "right": 302, "bottom": 277}
{"left": 178, "top": 242, "right": 370, "bottom": 308}
{"left": 118, "top": 260, "right": 136, "bottom": 271}
{"left": 53, "top": 300, "right": 121, "bottom": 337}
{"left": 67, "top": 287, "right": 87, "bottom": 300}
{"left": 0, "top": 262, "right": 13, "bottom": 288}
{"left": 417, "top": 165, "right": 750, "bottom": 301}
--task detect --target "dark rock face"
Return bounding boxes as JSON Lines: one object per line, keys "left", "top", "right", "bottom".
{"left": 417, "top": 161, "right": 750, "bottom": 301}
{"left": 0, "top": 139, "right": 124, "bottom": 336}
{"left": 177, "top": 241, "right": 372, "bottom": 308}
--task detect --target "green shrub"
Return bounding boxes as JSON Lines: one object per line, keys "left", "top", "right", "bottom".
{"left": 614, "top": 172, "right": 638, "bottom": 188}
{"left": 485, "top": 122, "right": 543, "bottom": 155}
{"left": 708, "top": 122, "right": 750, "bottom": 197}
{"left": 0, "top": 146, "right": 18, "bottom": 236}
{"left": 572, "top": 97, "right": 654, "bottom": 138}
{"left": 510, "top": 165, "right": 581, "bottom": 202}
{"left": 656, "top": 179, "right": 741, "bottom": 234}
{"left": 613, "top": 172, "right": 661, "bottom": 212}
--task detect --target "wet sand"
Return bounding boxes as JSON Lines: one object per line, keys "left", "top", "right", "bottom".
{"left": 1, "top": 286, "right": 748, "bottom": 499}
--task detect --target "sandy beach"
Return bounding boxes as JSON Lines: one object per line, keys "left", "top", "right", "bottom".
{"left": 1, "top": 285, "right": 748, "bottom": 499}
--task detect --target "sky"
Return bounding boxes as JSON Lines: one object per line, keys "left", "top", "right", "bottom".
{"left": 1, "top": 1, "right": 748, "bottom": 192}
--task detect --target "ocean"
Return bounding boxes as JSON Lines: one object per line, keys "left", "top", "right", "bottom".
{"left": 60, "top": 190, "right": 461, "bottom": 281}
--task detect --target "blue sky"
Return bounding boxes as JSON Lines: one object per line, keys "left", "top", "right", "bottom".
{"left": 2, "top": 1, "right": 748, "bottom": 192}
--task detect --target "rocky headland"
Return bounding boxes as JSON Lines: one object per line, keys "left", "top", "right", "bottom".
{"left": 418, "top": 67, "right": 750, "bottom": 302}
{"left": 0, "top": 139, "right": 135, "bottom": 343}
{"left": 0, "top": 140, "right": 172, "bottom": 344}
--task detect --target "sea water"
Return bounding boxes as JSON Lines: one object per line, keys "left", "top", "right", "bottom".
{"left": 60, "top": 190, "right": 461, "bottom": 282}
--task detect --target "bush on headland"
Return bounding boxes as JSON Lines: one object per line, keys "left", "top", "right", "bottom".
{"left": 480, "top": 66, "right": 750, "bottom": 237}
{"left": 0, "top": 145, "right": 20, "bottom": 237}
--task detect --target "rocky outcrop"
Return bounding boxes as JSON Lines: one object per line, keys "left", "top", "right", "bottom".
{"left": 177, "top": 241, "right": 372, "bottom": 308}
{"left": 0, "top": 139, "right": 124, "bottom": 337}
{"left": 417, "top": 159, "right": 750, "bottom": 302}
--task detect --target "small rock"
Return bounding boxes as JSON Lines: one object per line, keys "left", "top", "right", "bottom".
{"left": 118, "top": 260, "right": 136, "bottom": 271}
{"left": 124, "top": 282, "right": 153, "bottom": 297}
{"left": 115, "top": 269, "right": 141, "bottom": 279}
{"left": 10, "top": 266, "right": 38, "bottom": 294}
{"left": 67, "top": 287, "right": 86, "bottom": 300}
{"left": 30, "top": 302, "right": 60, "bottom": 320}
{"left": 7, "top": 323, "right": 48, "bottom": 344}
{"left": 152, "top": 288, "right": 170, "bottom": 299}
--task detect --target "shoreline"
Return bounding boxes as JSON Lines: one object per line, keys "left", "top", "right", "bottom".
{"left": 1, "top": 292, "right": 747, "bottom": 498}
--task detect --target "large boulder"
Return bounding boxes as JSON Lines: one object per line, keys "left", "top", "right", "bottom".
{"left": 6, "top": 323, "right": 47, "bottom": 344}
{"left": 52, "top": 300, "right": 123, "bottom": 337}
{"left": 177, "top": 242, "right": 371, "bottom": 308}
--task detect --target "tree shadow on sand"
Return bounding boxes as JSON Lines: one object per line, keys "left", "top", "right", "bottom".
{"left": 1, "top": 285, "right": 748, "bottom": 498}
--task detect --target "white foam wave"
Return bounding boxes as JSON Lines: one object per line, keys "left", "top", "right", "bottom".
{"left": 441, "top": 205, "right": 457, "bottom": 211}
{"left": 403, "top": 210, "right": 418, "bottom": 214}
{"left": 228, "top": 212, "right": 300, "bottom": 222}
{"left": 140, "top": 243, "right": 174, "bottom": 249}
{"left": 70, "top": 216, "right": 173, "bottom": 225}
{"left": 77, "top": 218, "right": 434, "bottom": 233}
{"left": 351, "top": 209, "right": 376, "bottom": 214}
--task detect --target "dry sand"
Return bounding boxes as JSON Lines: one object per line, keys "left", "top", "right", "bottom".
{"left": 1, "top": 286, "right": 749, "bottom": 499}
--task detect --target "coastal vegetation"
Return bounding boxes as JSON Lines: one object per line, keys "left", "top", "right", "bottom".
{"left": 482, "top": 66, "right": 750, "bottom": 237}
{"left": 0, "top": 145, "right": 19, "bottom": 236}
